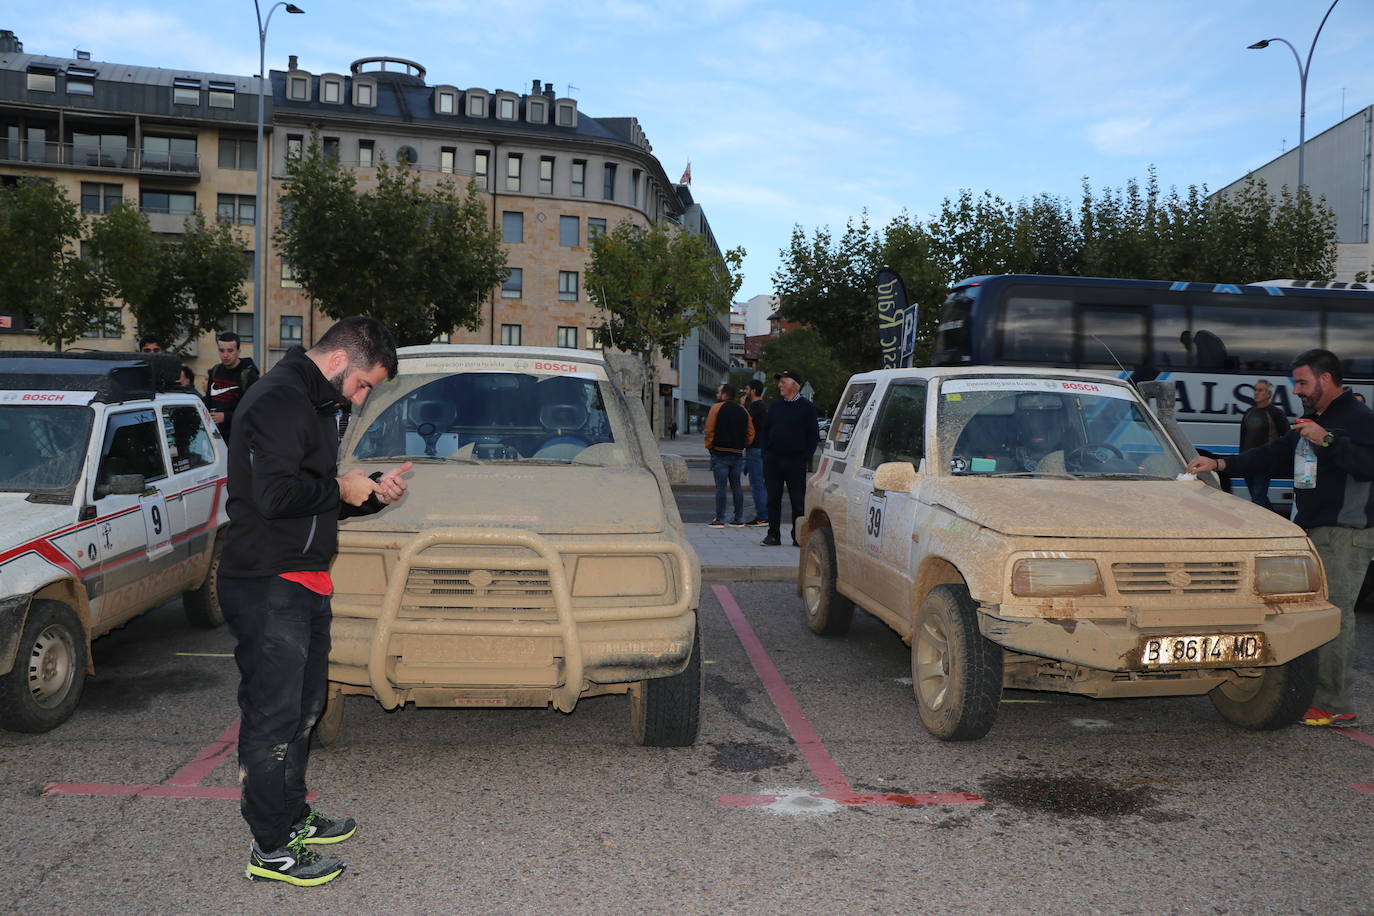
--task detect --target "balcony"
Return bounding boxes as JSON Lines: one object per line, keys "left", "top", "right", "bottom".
{"left": 0, "top": 140, "right": 199, "bottom": 177}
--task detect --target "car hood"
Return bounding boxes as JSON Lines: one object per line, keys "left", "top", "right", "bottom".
{"left": 919, "top": 478, "right": 1302, "bottom": 540}
{"left": 0, "top": 493, "right": 71, "bottom": 551}
{"left": 340, "top": 465, "right": 669, "bottom": 535}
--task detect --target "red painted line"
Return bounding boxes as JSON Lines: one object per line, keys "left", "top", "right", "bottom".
{"left": 1352, "top": 784, "right": 1374, "bottom": 795}
{"left": 166, "top": 718, "right": 240, "bottom": 786}
{"left": 712, "top": 584, "right": 852, "bottom": 798}
{"left": 1335, "top": 727, "right": 1374, "bottom": 750}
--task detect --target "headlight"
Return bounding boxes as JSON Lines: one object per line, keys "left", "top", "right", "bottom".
{"left": 1255, "top": 555, "right": 1319, "bottom": 596}
{"left": 1011, "top": 559, "right": 1104, "bottom": 597}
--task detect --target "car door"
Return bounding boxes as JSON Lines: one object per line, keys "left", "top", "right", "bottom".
{"left": 818, "top": 380, "right": 878, "bottom": 577}
{"left": 850, "top": 380, "right": 929, "bottom": 623}
{"left": 160, "top": 401, "right": 222, "bottom": 570}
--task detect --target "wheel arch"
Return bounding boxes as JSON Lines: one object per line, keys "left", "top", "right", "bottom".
{"left": 797, "top": 509, "right": 834, "bottom": 595}
{"left": 907, "top": 557, "right": 968, "bottom": 641}
{"left": 33, "top": 580, "right": 94, "bottom": 674}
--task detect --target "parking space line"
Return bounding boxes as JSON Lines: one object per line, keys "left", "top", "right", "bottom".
{"left": 710, "top": 584, "right": 982, "bottom": 809}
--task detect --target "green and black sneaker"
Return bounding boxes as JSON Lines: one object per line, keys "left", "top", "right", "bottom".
{"left": 246, "top": 834, "right": 345, "bottom": 886}
{"left": 292, "top": 807, "right": 357, "bottom": 845}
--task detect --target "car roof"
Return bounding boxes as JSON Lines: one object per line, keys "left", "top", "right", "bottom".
{"left": 397, "top": 344, "right": 608, "bottom": 365}
{"left": 844, "top": 366, "right": 1127, "bottom": 385}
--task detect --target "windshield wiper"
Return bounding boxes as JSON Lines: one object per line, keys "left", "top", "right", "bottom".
{"left": 1081, "top": 472, "right": 1175, "bottom": 481}
{"left": 987, "top": 471, "right": 1076, "bottom": 480}
{"left": 355, "top": 454, "right": 478, "bottom": 465}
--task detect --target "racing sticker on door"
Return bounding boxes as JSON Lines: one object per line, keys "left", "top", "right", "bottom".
{"left": 141, "top": 490, "right": 173, "bottom": 560}
{"left": 865, "top": 493, "right": 886, "bottom": 555}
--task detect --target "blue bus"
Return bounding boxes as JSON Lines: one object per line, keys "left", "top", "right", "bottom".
{"left": 930, "top": 273, "right": 1374, "bottom": 514}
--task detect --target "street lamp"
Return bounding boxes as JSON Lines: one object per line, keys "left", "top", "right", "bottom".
{"left": 1247, "top": 0, "right": 1340, "bottom": 193}
{"left": 252, "top": 1, "right": 304, "bottom": 371}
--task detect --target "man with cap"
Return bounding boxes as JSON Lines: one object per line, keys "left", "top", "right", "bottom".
{"left": 761, "top": 369, "right": 819, "bottom": 546}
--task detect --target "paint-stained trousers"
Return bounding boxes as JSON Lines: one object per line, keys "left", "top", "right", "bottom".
{"left": 1308, "top": 526, "right": 1373, "bottom": 715}
{"left": 220, "top": 575, "right": 331, "bottom": 850}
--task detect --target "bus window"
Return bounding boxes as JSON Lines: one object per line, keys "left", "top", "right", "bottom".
{"left": 1079, "top": 307, "right": 1145, "bottom": 368}
{"left": 1325, "top": 311, "right": 1374, "bottom": 378}
{"left": 1151, "top": 303, "right": 1190, "bottom": 370}
{"left": 1193, "top": 305, "right": 1318, "bottom": 373}
{"left": 1000, "top": 297, "right": 1072, "bottom": 363}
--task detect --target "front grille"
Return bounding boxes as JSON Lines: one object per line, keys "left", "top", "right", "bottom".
{"left": 1111, "top": 561, "right": 1243, "bottom": 595}
{"left": 403, "top": 566, "right": 556, "bottom": 617}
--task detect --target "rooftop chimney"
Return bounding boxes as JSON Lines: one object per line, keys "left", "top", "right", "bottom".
{"left": 531, "top": 79, "right": 541, "bottom": 94}
{"left": 0, "top": 30, "right": 22, "bottom": 53}
{"left": 288, "top": 54, "right": 298, "bottom": 70}
{"left": 544, "top": 79, "right": 555, "bottom": 100}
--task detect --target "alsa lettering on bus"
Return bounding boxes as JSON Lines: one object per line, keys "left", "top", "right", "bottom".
{"left": 1168, "top": 376, "right": 1298, "bottom": 419}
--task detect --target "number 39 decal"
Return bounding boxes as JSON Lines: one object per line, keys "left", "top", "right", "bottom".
{"left": 865, "top": 493, "right": 885, "bottom": 554}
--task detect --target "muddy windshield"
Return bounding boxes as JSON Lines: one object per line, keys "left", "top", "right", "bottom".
{"left": 348, "top": 366, "right": 632, "bottom": 467}
{"left": 938, "top": 378, "right": 1185, "bottom": 479}
{"left": 0, "top": 406, "right": 93, "bottom": 492}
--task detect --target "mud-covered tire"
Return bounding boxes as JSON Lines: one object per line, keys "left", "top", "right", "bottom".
{"left": 630, "top": 620, "right": 701, "bottom": 747}
{"left": 911, "top": 584, "right": 1002, "bottom": 741}
{"left": 1209, "top": 650, "right": 1318, "bottom": 730}
{"left": 311, "top": 683, "right": 345, "bottom": 748}
{"left": 801, "top": 527, "right": 854, "bottom": 636}
{"left": 182, "top": 540, "right": 224, "bottom": 629}
{"left": 0, "top": 600, "right": 88, "bottom": 733}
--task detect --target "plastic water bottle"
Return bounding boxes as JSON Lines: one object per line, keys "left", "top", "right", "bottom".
{"left": 1294, "top": 436, "right": 1317, "bottom": 489}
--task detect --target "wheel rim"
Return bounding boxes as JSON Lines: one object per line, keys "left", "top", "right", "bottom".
{"left": 28, "top": 624, "right": 77, "bottom": 709}
{"left": 801, "top": 542, "right": 823, "bottom": 615}
{"left": 914, "top": 611, "right": 951, "bottom": 711}
{"left": 1216, "top": 672, "right": 1265, "bottom": 703}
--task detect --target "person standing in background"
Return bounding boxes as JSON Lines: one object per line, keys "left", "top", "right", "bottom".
{"left": 743, "top": 379, "right": 769, "bottom": 527}
{"left": 206, "top": 331, "right": 259, "bottom": 441}
{"left": 704, "top": 383, "right": 753, "bottom": 529}
{"left": 1238, "top": 379, "right": 1288, "bottom": 509}
{"left": 761, "top": 370, "right": 819, "bottom": 547}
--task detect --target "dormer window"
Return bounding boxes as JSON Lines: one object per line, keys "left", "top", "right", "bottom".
{"left": 555, "top": 100, "right": 577, "bottom": 128}
{"left": 287, "top": 74, "right": 309, "bottom": 101}
{"left": 173, "top": 77, "right": 201, "bottom": 106}
{"left": 353, "top": 79, "right": 375, "bottom": 107}
{"left": 526, "top": 99, "right": 546, "bottom": 124}
{"left": 435, "top": 87, "right": 457, "bottom": 114}
{"left": 66, "top": 66, "right": 96, "bottom": 96}
{"left": 26, "top": 66, "right": 57, "bottom": 92}
{"left": 208, "top": 80, "right": 236, "bottom": 109}
{"left": 465, "top": 90, "right": 487, "bottom": 118}
{"left": 321, "top": 76, "right": 343, "bottom": 104}
{"left": 497, "top": 94, "right": 517, "bottom": 121}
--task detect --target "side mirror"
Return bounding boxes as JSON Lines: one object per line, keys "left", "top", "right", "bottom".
{"left": 96, "top": 473, "right": 146, "bottom": 497}
{"left": 660, "top": 453, "right": 689, "bottom": 486}
{"left": 873, "top": 461, "right": 919, "bottom": 494}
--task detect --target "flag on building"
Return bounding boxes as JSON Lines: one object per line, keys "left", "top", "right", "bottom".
{"left": 679, "top": 161, "right": 691, "bottom": 185}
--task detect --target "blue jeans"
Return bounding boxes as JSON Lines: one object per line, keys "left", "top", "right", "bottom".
{"left": 1245, "top": 476, "right": 1273, "bottom": 510}
{"left": 743, "top": 447, "right": 767, "bottom": 521}
{"left": 711, "top": 452, "right": 745, "bottom": 523}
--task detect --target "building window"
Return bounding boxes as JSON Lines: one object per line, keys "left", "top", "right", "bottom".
{"left": 27, "top": 68, "right": 57, "bottom": 92}
{"left": 173, "top": 78, "right": 201, "bottom": 106}
{"left": 322, "top": 137, "right": 340, "bottom": 161}
{"left": 357, "top": 139, "right": 375, "bottom": 167}
{"left": 288, "top": 76, "right": 308, "bottom": 100}
{"left": 218, "top": 136, "right": 256, "bottom": 170}
{"left": 321, "top": 78, "right": 342, "bottom": 104}
{"left": 437, "top": 90, "right": 456, "bottom": 114}
{"left": 502, "top": 211, "right": 523, "bottom": 243}
{"left": 557, "top": 102, "right": 576, "bottom": 127}
{"left": 557, "top": 325, "right": 578, "bottom": 348}
{"left": 588, "top": 217, "right": 607, "bottom": 238}
{"left": 558, "top": 272, "right": 578, "bottom": 302}
{"left": 539, "top": 156, "right": 554, "bottom": 195}
{"left": 631, "top": 169, "right": 641, "bottom": 207}
{"left": 440, "top": 147, "right": 456, "bottom": 174}
{"left": 143, "top": 135, "right": 198, "bottom": 172}
{"left": 473, "top": 150, "right": 489, "bottom": 189}
{"left": 354, "top": 82, "right": 374, "bottom": 107}
{"left": 221, "top": 312, "right": 254, "bottom": 343}
{"left": 286, "top": 134, "right": 303, "bottom": 159}
{"left": 141, "top": 190, "right": 196, "bottom": 215}
{"left": 208, "top": 81, "right": 236, "bottom": 109}
{"left": 559, "top": 215, "right": 579, "bottom": 247}
{"left": 505, "top": 153, "right": 522, "bottom": 192}
{"left": 66, "top": 67, "right": 96, "bottom": 97}
{"left": 603, "top": 163, "right": 617, "bottom": 200}
{"left": 570, "top": 160, "right": 586, "bottom": 198}
{"left": 584, "top": 328, "right": 600, "bottom": 350}
{"left": 528, "top": 100, "right": 546, "bottom": 123}
{"left": 80, "top": 182, "right": 122, "bottom": 215}
{"left": 280, "top": 315, "right": 303, "bottom": 345}
{"left": 498, "top": 96, "right": 516, "bottom": 120}
{"left": 501, "top": 268, "right": 522, "bottom": 299}
{"left": 467, "top": 92, "right": 487, "bottom": 117}
{"left": 500, "top": 323, "right": 522, "bottom": 346}
{"left": 216, "top": 194, "right": 256, "bottom": 225}
{"left": 71, "top": 131, "right": 129, "bottom": 168}
{"left": 281, "top": 257, "right": 302, "bottom": 288}
{"left": 84, "top": 305, "right": 123, "bottom": 339}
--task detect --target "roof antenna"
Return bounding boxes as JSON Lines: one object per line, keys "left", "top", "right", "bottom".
{"left": 1090, "top": 334, "right": 1130, "bottom": 381}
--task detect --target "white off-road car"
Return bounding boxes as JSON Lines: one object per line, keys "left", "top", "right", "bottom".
{"left": 0, "top": 351, "right": 228, "bottom": 732}
{"left": 800, "top": 367, "right": 1339, "bottom": 740}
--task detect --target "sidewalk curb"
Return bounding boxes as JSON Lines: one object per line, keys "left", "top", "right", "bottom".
{"left": 701, "top": 566, "right": 797, "bottom": 583}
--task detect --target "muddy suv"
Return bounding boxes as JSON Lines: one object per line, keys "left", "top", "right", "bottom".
{"left": 318, "top": 346, "right": 701, "bottom": 746}
{"left": 800, "top": 367, "right": 1339, "bottom": 740}
{"left": 0, "top": 351, "right": 227, "bottom": 733}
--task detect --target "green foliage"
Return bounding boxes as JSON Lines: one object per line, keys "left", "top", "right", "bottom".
{"left": 757, "top": 328, "right": 847, "bottom": 416}
{"left": 0, "top": 178, "right": 106, "bottom": 350}
{"left": 87, "top": 204, "right": 247, "bottom": 352}
{"left": 773, "top": 170, "right": 1340, "bottom": 375}
{"left": 275, "top": 136, "right": 507, "bottom": 346}
{"left": 586, "top": 220, "right": 745, "bottom": 362}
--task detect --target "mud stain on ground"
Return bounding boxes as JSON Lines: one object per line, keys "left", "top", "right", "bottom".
{"left": 705, "top": 673, "right": 788, "bottom": 739}
{"left": 980, "top": 772, "right": 1173, "bottom": 820}
{"left": 708, "top": 741, "right": 794, "bottom": 773}
{"left": 81, "top": 667, "right": 223, "bottom": 712}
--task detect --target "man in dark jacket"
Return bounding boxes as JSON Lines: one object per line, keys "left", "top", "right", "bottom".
{"left": 219, "top": 317, "right": 409, "bottom": 886}
{"left": 704, "top": 382, "right": 754, "bottom": 527}
{"left": 206, "top": 331, "right": 259, "bottom": 442}
{"left": 1188, "top": 349, "right": 1374, "bottom": 729}
{"left": 761, "top": 369, "right": 819, "bottom": 547}
{"left": 743, "top": 378, "right": 769, "bottom": 526}
{"left": 1237, "top": 379, "right": 1288, "bottom": 509}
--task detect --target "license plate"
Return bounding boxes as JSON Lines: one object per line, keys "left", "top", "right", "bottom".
{"left": 1140, "top": 633, "right": 1265, "bottom": 668}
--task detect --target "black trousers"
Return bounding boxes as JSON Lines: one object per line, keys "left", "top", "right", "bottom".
{"left": 220, "top": 575, "right": 331, "bottom": 850}
{"left": 764, "top": 453, "right": 808, "bottom": 541}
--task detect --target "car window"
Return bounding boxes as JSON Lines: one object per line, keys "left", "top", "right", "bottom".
{"left": 0, "top": 406, "right": 92, "bottom": 492}
{"left": 862, "top": 382, "right": 926, "bottom": 471}
{"left": 829, "top": 382, "right": 875, "bottom": 453}
{"left": 162, "top": 404, "right": 216, "bottom": 473}
{"left": 96, "top": 409, "right": 167, "bottom": 494}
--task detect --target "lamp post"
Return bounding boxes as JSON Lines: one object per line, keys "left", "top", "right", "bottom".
{"left": 1247, "top": 0, "right": 1340, "bottom": 194}
{"left": 252, "top": 1, "right": 303, "bottom": 370}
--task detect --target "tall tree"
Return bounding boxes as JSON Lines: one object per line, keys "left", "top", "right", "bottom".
{"left": 757, "top": 328, "right": 848, "bottom": 417}
{"left": 0, "top": 178, "right": 106, "bottom": 350}
{"left": 276, "top": 138, "right": 507, "bottom": 346}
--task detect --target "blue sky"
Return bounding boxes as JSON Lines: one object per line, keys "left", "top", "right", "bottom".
{"left": 10, "top": 1, "right": 1374, "bottom": 299}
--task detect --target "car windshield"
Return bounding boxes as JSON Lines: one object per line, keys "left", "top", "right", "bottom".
{"left": 937, "top": 377, "right": 1185, "bottom": 479}
{"left": 0, "top": 406, "right": 93, "bottom": 492}
{"left": 348, "top": 360, "right": 632, "bottom": 467}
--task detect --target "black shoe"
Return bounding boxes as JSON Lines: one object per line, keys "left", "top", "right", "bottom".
{"left": 760, "top": 534, "right": 781, "bottom": 546}
{"left": 292, "top": 807, "right": 357, "bottom": 845}
{"left": 729, "top": 519, "right": 746, "bottom": 528}
{"left": 746, "top": 518, "right": 768, "bottom": 527}
{"left": 246, "top": 835, "right": 345, "bottom": 886}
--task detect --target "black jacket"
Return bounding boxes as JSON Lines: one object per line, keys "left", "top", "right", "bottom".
{"left": 705, "top": 400, "right": 754, "bottom": 455}
{"left": 746, "top": 399, "right": 768, "bottom": 450}
{"left": 220, "top": 347, "right": 382, "bottom": 578}
{"left": 764, "top": 396, "right": 819, "bottom": 459}
{"left": 1239, "top": 403, "right": 1287, "bottom": 452}
{"left": 1227, "top": 390, "right": 1374, "bottom": 530}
